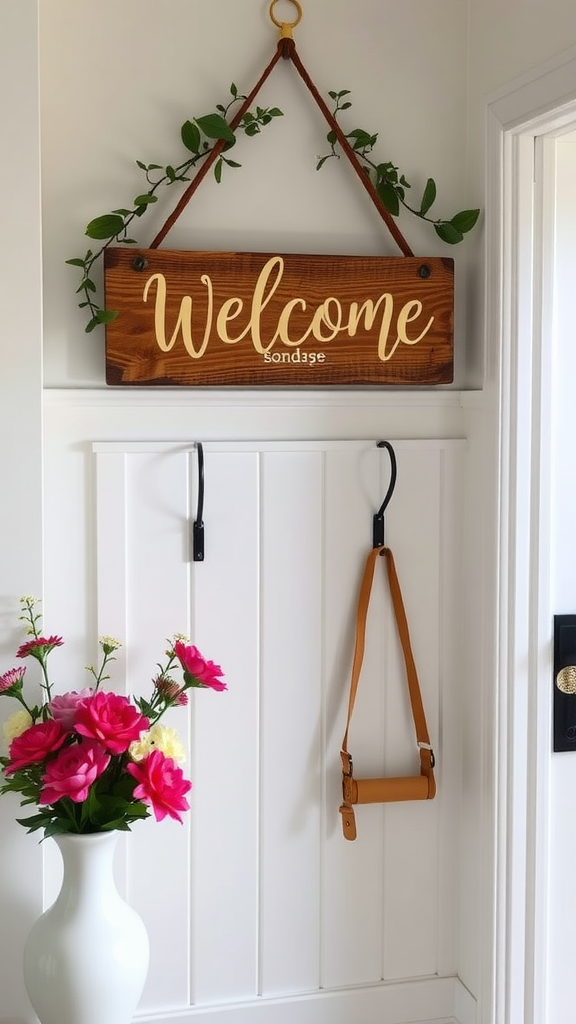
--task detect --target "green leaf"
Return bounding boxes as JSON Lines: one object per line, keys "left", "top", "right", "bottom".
{"left": 340, "top": 102, "right": 352, "bottom": 110}
{"left": 77, "top": 278, "right": 96, "bottom": 294}
{"left": 347, "top": 128, "right": 370, "bottom": 144}
{"left": 43, "top": 819, "right": 76, "bottom": 839}
{"left": 102, "top": 819, "right": 133, "bottom": 831}
{"left": 420, "top": 178, "right": 437, "bottom": 215}
{"left": 450, "top": 208, "right": 480, "bottom": 234}
{"left": 195, "top": 113, "right": 235, "bottom": 144}
{"left": 85, "top": 214, "right": 125, "bottom": 240}
{"left": 181, "top": 119, "right": 201, "bottom": 154}
{"left": 85, "top": 316, "right": 100, "bottom": 333}
{"left": 347, "top": 129, "right": 377, "bottom": 153}
{"left": 434, "top": 221, "right": 464, "bottom": 244}
{"left": 377, "top": 181, "right": 400, "bottom": 217}
{"left": 96, "top": 309, "right": 119, "bottom": 325}
{"left": 230, "top": 82, "right": 238, "bottom": 98}
{"left": 65, "top": 257, "right": 87, "bottom": 268}
{"left": 134, "top": 194, "right": 158, "bottom": 206}
{"left": 214, "top": 158, "right": 223, "bottom": 184}
{"left": 16, "top": 811, "right": 52, "bottom": 832}
{"left": 268, "top": 107, "right": 283, "bottom": 117}
{"left": 326, "top": 130, "right": 337, "bottom": 146}
{"left": 135, "top": 697, "right": 155, "bottom": 717}
{"left": 316, "top": 155, "right": 332, "bottom": 170}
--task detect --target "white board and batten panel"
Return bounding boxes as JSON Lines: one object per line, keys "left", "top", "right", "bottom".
{"left": 87, "top": 437, "right": 468, "bottom": 1023}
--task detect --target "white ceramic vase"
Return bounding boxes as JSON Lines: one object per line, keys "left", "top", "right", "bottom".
{"left": 23, "top": 831, "right": 150, "bottom": 1024}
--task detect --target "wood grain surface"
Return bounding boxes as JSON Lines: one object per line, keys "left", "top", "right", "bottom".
{"left": 104, "top": 248, "right": 454, "bottom": 386}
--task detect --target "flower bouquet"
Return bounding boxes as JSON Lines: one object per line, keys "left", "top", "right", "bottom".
{"left": 0, "top": 597, "right": 226, "bottom": 837}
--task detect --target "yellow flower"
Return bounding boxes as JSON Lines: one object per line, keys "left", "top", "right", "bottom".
{"left": 3, "top": 709, "right": 33, "bottom": 747}
{"left": 129, "top": 724, "right": 186, "bottom": 764}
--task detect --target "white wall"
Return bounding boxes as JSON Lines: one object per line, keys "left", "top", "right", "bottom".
{"left": 2, "top": 1, "right": 576, "bottom": 1022}
{"left": 3, "top": 4, "right": 479, "bottom": 1022}
{"left": 39, "top": 0, "right": 471, "bottom": 386}
{"left": 0, "top": 4, "right": 44, "bottom": 1023}
{"left": 38, "top": 418, "right": 469, "bottom": 1024}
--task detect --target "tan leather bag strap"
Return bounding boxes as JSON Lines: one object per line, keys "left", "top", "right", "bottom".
{"left": 339, "top": 547, "right": 435, "bottom": 840}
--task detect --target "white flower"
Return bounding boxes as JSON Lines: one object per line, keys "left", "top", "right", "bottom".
{"left": 99, "top": 635, "right": 122, "bottom": 653}
{"left": 3, "top": 709, "right": 33, "bottom": 747}
{"left": 129, "top": 724, "right": 186, "bottom": 764}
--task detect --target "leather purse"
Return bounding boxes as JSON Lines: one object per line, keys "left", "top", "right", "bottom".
{"left": 339, "top": 545, "right": 436, "bottom": 840}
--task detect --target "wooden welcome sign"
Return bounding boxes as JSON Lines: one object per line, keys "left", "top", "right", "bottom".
{"left": 104, "top": 248, "right": 454, "bottom": 386}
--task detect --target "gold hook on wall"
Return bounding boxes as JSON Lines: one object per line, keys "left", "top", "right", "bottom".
{"left": 269, "top": 0, "right": 303, "bottom": 39}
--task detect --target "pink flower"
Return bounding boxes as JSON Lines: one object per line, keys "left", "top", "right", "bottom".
{"left": 74, "top": 691, "right": 149, "bottom": 754}
{"left": 173, "top": 641, "right": 227, "bottom": 691}
{"left": 16, "top": 635, "right": 63, "bottom": 659}
{"left": 49, "top": 689, "right": 94, "bottom": 731}
{"left": 39, "top": 739, "right": 111, "bottom": 805}
{"left": 126, "top": 748, "right": 192, "bottom": 823}
{"left": 0, "top": 666, "right": 26, "bottom": 693}
{"left": 5, "top": 719, "right": 67, "bottom": 774}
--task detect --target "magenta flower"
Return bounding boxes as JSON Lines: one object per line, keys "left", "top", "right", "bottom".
{"left": 126, "top": 748, "right": 192, "bottom": 823}
{"left": 0, "top": 666, "right": 26, "bottom": 693}
{"left": 49, "top": 688, "right": 94, "bottom": 731}
{"left": 5, "top": 719, "right": 67, "bottom": 774}
{"left": 39, "top": 739, "right": 111, "bottom": 805}
{"left": 173, "top": 641, "right": 227, "bottom": 691}
{"left": 0, "top": 597, "right": 225, "bottom": 836}
{"left": 74, "top": 690, "right": 149, "bottom": 754}
{"left": 16, "top": 635, "right": 63, "bottom": 659}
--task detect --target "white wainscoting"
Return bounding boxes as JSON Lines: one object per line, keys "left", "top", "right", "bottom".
{"left": 43, "top": 432, "right": 472, "bottom": 1024}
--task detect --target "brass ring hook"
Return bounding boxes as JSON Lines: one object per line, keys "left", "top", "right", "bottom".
{"left": 269, "top": 0, "right": 303, "bottom": 39}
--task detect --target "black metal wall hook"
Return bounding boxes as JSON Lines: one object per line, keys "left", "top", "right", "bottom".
{"left": 193, "top": 442, "right": 205, "bottom": 562}
{"left": 373, "top": 441, "right": 397, "bottom": 548}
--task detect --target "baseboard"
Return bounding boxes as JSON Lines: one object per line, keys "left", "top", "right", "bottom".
{"left": 136, "top": 975, "right": 477, "bottom": 1024}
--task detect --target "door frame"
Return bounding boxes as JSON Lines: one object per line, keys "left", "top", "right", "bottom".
{"left": 484, "top": 44, "right": 576, "bottom": 1024}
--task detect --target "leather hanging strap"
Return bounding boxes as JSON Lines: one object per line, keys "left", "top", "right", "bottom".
{"left": 339, "top": 547, "right": 435, "bottom": 841}
{"left": 149, "top": 19, "right": 413, "bottom": 256}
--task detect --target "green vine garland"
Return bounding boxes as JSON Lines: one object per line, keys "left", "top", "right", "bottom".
{"left": 67, "top": 84, "right": 480, "bottom": 333}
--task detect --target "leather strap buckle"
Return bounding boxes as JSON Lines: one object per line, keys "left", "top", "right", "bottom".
{"left": 418, "top": 741, "right": 435, "bottom": 768}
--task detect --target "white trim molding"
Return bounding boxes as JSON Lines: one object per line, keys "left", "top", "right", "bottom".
{"left": 484, "top": 45, "right": 576, "bottom": 1024}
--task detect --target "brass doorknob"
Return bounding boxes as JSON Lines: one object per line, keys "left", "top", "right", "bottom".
{"left": 556, "top": 666, "right": 576, "bottom": 694}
